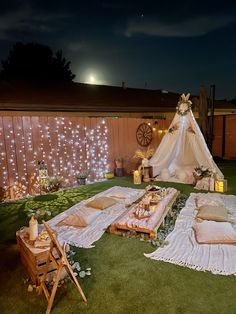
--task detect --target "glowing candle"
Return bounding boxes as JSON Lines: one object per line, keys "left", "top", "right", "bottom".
{"left": 133, "top": 170, "right": 141, "bottom": 184}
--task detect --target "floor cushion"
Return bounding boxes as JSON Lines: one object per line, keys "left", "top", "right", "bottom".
{"left": 193, "top": 220, "right": 236, "bottom": 244}
{"left": 86, "top": 196, "right": 116, "bottom": 210}
{"left": 196, "top": 204, "right": 228, "bottom": 222}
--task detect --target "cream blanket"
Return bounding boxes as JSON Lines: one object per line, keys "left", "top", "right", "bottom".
{"left": 48, "top": 186, "right": 145, "bottom": 248}
{"left": 145, "top": 192, "right": 236, "bottom": 276}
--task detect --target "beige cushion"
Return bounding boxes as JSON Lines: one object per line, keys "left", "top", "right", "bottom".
{"left": 107, "top": 193, "right": 126, "bottom": 200}
{"left": 86, "top": 196, "right": 116, "bottom": 210}
{"left": 193, "top": 221, "right": 236, "bottom": 244}
{"left": 58, "top": 214, "right": 87, "bottom": 228}
{"left": 160, "top": 168, "right": 170, "bottom": 180}
{"left": 196, "top": 205, "right": 228, "bottom": 222}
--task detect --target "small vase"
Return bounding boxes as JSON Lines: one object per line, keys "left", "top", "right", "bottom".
{"left": 115, "top": 160, "right": 123, "bottom": 168}
{"left": 142, "top": 158, "right": 149, "bottom": 167}
{"left": 77, "top": 178, "right": 86, "bottom": 185}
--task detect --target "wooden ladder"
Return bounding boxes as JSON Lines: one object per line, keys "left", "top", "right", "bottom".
{"left": 39, "top": 221, "right": 87, "bottom": 314}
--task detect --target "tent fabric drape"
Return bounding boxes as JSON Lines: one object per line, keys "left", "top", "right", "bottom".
{"left": 149, "top": 96, "right": 223, "bottom": 182}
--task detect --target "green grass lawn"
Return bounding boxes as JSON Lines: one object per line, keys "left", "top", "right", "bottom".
{"left": 0, "top": 160, "right": 236, "bottom": 314}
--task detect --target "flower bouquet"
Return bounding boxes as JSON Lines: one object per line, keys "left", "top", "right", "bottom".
{"left": 193, "top": 166, "right": 212, "bottom": 181}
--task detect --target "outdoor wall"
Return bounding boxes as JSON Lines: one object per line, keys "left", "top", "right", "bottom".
{"left": 0, "top": 115, "right": 169, "bottom": 199}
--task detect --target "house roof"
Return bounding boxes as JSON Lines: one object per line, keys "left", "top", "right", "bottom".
{"left": 0, "top": 81, "right": 235, "bottom": 115}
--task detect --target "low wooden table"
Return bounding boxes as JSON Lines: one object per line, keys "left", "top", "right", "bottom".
{"left": 109, "top": 188, "right": 179, "bottom": 239}
{"left": 16, "top": 228, "right": 57, "bottom": 285}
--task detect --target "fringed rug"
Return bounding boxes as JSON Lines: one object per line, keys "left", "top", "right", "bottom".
{"left": 48, "top": 186, "right": 145, "bottom": 248}
{"left": 145, "top": 192, "right": 236, "bottom": 276}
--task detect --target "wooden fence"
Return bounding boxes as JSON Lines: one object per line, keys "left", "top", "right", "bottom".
{"left": 0, "top": 114, "right": 235, "bottom": 199}
{"left": 212, "top": 115, "right": 236, "bottom": 158}
{"left": 0, "top": 115, "right": 169, "bottom": 199}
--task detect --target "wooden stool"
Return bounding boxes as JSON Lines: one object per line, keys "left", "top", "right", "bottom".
{"left": 39, "top": 221, "right": 87, "bottom": 314}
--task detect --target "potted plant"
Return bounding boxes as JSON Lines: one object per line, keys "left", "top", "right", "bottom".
{"left": 115, "top": 155, "right": 126, "bottom": 168}
{"left": 115, "top": 155, "right": 126, "bottom": 176}
{"left": 76, "top": 171, "right": 89, "bottom": 185}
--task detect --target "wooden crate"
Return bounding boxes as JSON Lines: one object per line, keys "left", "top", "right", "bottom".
{"left": 16, "top": 228, "right": 58, "bottom": 285}
{"left": 109, "top": 191, "right": 180, "bottom": 240}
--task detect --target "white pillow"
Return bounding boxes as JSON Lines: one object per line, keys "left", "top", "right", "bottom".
{"left": 193, "top": 220, "right": 236, "bottom": 244}
{"left": 57, "top": 207, "right": 100, "bottom": 227}
{"left": 160, "top": 168, "right": 170, "bottom": 180}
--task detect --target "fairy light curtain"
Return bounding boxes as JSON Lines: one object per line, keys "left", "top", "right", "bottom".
{"left": 0, "top": 116, "right": 108, "bottom": 199}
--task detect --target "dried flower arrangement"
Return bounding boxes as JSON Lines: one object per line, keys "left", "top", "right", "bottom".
{"left": 115, "top": 155, "right": 126, "bottom": 162}
{"left": 37, "top": 160, "right": 47, "bottom": 170}
{"left": 193, "top": 166, "right": 212, "bottom": 180}
{"left": 75, "top": 170, "right": 90, "bottom": 179}
{"left": 133, "top": 147, "right": 154, "bottom": 159}
{"left": 187, "top": 125, "right": 195, "bottom": 134}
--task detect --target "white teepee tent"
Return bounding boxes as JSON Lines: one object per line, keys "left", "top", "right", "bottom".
{"left": 149, "top": 93, "right": 223, "bottom": 183}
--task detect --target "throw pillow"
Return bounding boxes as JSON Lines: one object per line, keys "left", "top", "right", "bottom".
{"left": 58, "top": 214, "right": 87, "bottom": 228}
{"left": 86, "top": 196, "right": 116, "bottom": 210}
{"left": 193, "top": 220, "right": 236, "bottom": 244}
{"left": 107, "top": 192, "right": 126, "bottom": 200}
{"left": 196, "top": 205, "right": 228, "bottom": 222}
{"left": 160, "top": 168, "right": 170, "bottom": 181}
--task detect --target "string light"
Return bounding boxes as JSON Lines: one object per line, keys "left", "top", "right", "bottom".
{"left": 0, "top": 117, "right": 109, "bottom": 199}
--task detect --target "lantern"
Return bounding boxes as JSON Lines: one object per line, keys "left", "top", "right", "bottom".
{"left": 39, "top": 169, "right": 48, "bottom": 178}
{"left": 215, "top": 179, "right": 227, "bottom": 193}
{"left": 133, "top": 170, "right": 141, "bottom": 184}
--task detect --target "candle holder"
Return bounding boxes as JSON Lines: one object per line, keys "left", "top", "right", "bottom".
{"left": 215, "top": 179, "right": 227, "bottom": 193}
{"left": 133, "top": 170, "right": 141, "bottom": 184}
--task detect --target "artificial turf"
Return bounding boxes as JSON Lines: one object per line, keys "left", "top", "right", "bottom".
{"left": 0, "top": 160, "right": 236, "bottom": 314}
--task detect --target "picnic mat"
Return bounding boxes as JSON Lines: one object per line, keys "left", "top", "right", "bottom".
{"left": 145, "top": 192, "right": 236, "bottom": 275}
{"left": 48, "top": 186, "right": 145, "bottom": 248}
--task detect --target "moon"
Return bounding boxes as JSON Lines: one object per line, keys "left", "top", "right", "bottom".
{"left": 89, "top": 75, "right": 95, "bottom": 84}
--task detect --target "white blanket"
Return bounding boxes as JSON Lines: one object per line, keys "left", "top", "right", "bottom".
{"left": 48, "top": 186, "right": 145, "bottom": 248}
{"left": 145, "top": 192, "right": 236, "bottom": 276}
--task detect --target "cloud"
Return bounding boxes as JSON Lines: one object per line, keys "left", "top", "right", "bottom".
{"left": 67, "top": 41, "right": 89, "bottom": 53}
{"left": 0, "top": 6, "right": 31, "bottom": 39}
{"left": 0, "top": 5, "right": 69, "bottom": 40}
{"left": 125, "top": 14, "right": 236, "bottom": 38}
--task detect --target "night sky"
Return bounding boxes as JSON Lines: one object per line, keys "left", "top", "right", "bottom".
{"left": 0, "top": 0, "right": 236, "bottom": 99}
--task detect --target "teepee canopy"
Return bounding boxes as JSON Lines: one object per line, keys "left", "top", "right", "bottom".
{"left": 149, "top": 93, "right": 223, "bottom": 183}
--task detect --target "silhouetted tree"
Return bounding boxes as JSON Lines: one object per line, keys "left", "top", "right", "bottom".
{"left": 0, "top": 42, "right": 75, "bottom": 85}
{"left": 231, "top": 99, "right": 236, "bottom": 104}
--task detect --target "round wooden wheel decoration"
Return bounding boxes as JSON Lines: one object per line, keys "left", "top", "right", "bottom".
{"left": 136, "top": 123, "right": 153, "bottom": 146}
